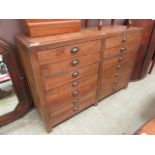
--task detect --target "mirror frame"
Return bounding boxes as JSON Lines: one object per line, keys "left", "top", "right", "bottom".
{"left": 0, "top": 38, "right": 32, "bottom": 127}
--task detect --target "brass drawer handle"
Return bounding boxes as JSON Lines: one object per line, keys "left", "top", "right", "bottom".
{"left": 71, "top": 47, "right": 79, "bottom": 54}
{"left": 120, "top": 47, "right": 126, "bottom": 53}
{"left": 72, "top": 81, "right": 79, "bottom": 87}
{"left": 72, "top": 71, "right": 79, "bottom": 78}
{"left": 72, "top": 90, "right": 79, "bottom": 97}
{"left": 72, "top": 99, "right": 79, "bottom": 104}
{"left": 118, "top": 56, "right": 123, "bottom": 61}
{"left": 73, "top": 106, "right": 79, "bottom": 112}
{"left": 122, "top": 37, "right": 127, "bottom": 43}
{"left": 71, "top": 59, "right": 79, "bottom": 66}
{"left": 117, "top": 65, "right": 121, "bottom": 69}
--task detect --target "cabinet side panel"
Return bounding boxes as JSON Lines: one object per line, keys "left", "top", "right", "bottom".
{"left": 16, "top": 41, "right": 52, "bottom": 131}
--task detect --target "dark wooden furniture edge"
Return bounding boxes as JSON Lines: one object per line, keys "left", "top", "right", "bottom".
{"left": 134, "top": 116, "right": 155, "bottom": 135}
{"left": 0, "top": 38, "right": 33, "bottom": 127}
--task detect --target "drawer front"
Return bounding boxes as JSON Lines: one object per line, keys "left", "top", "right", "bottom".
{"left": 50, "top": 92, "right": 96, "bottom": 126}
{"left": 113, "top": 52, "right": 137, "bottom": 91}
{"left": 99, "top": 51, "right": 135, "bottom": 99}
{"left": 101, "top": 56, "right": 118, "bottom": 79}
{"left": 38, "top": 40, "right": 101, "bottom": 65}
{"left": 105, "top": 33, "right": 141, "bottom": 49}
{"left": 113, "top": 77, "right": 128, "bottom": 92}
{"left": 40, "top": 52, "right": 99, "bottom": 77}
{"left": 102, "top": 51, "right": 135, "bottom": 75}
{"left": 46, "top": 74, "right": 98, "bottom": 112}
{"left": 43, "top": 62, "right": 99, "bottom": 91}
{"left": 104, "top": 41, "right": 140, "bottom": 59}
{"left": 99, "top": 78, "right": 115, "bottom": 100}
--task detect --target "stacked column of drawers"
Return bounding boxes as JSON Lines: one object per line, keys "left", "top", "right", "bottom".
{"left": 37, "top": 40, "right": 101, "bottom": 127}
{"left": 98, "top": 32, "right": 142, "bottom": 100}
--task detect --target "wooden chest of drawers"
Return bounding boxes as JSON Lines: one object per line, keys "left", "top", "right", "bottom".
{"left": 98, "top": 31, "right": 142, "bottom": 100}
{"left": 16, "top": 26, "right": 142, "bottom": 132}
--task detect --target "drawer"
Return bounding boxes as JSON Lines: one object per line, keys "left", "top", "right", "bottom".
{"left": 40, "top": 51, "right": 99, "bottom": 77}
{"left": 113, "top": 77, "right": 128, "bottom": 92}
{"left": 38, "top": 40, "right": 101, "bottom": 65}
{"left": 105, "top": 33, "right": 142, "bottom": 49}
{"left": 104, "top": 41, "right": 141, "bottom": 59}
{"left": 46, "top": 74, "right": 98, "bottom": 112}
{"left": 115, "top": 51, "right": 136, "bottom": 72}
{"left": 101, "top": 57, "right": 118, "bottom": 79}
{"left": 43, "top": 62, "right": 99, "bottom": 91}
{"left": 99, "top": 77, "right": 115, "bottom": 100}
{"left": 102, "top": 51, "right": 135, "bottom": 78}
{"left": 99, "top": 52, "right": 135, "bottom": 100}
{"left": 50, "top": 92, "right": 96, "bottom": 126}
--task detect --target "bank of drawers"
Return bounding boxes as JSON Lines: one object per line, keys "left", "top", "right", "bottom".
{"left": 37, "top": 40, "right": 101, "bottom": 126}
{"left": 47, "top": 74, "right": 97, "bottom": 126}
{"left": 16, "top": 26, "right": 142, "bottom": 132}
{"left": 99, "top": 33, "right": 141, "bottom": 100}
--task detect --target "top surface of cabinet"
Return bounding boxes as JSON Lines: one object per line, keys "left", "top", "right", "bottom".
{"left": 16, "top": 26, "right": 142, "bottom": 50}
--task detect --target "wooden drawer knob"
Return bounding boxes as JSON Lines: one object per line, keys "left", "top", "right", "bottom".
{"left": 72, "top": 90, "right": 79, "bottom": 97}
{"left": 117, "top": 65, "right": 121, "bottom": 69}
{"left": 120, "top": 47, "right": 126, "bottom": 53}
{"left": 73, "top": 106, "right": 79, "bottom": 112}
{"left": 114, "top": 80, "right": 118, "bottom": 84}
{"left": 72, "top": 99, "right": 79, "bottom": 104}
{"left": 71, "top": 59, "right": 79, "bottom": 66}
{"left": 122, "top": 37, "right": 127, "bottom": 43}
{"left": 72, "top": 71, "right": 79, "bottom": 78}
{"left": 72, "top": 81, "right": 79, "bottom": 87}
{"left": 113, "top": 86, "right": 117, "bottom": 91}
{"left": 118, "top": 56, "right": 123, "bottom": 61}
{"left": 115, "top": 72, "right": 119, "bottom": 77}
{"left": 71, "top": 47, "right": 79, "bottom": 54}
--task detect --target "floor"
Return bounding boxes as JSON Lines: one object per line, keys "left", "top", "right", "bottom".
{"left": 0, "top": 69, "right": 155, "bottom": 135}
{"left": 0, "top": 80, "right": 18, "bottom": 116}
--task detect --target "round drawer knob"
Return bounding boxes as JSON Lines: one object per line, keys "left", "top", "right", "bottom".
{"left": 120, "top": 47, "right": 126, "bottom": 53}
{"left": 72, "top": 99, "right": 79, "bottom": 104}
{"left": 72, "top": 81, "right": 79, "bottom": 87}
{"left": 122, "top": 37, "right": 127, "bottom": 43}
{"left": 117, "top": 65, "right": 121, "bottom": 69}
{"left": 114, "top": 80, "right": 118, "bottom": 84}
{"left": 71, "top": 59, "right": 79, "bottom": 66}
{"left": 73, "top": 106, "right": 78, "bottom": 112}
{"left": 72, "top": 90, "right": 79, "bottom": 97}
{"left": 72, "top": 71, "right": 79, "bottom": 78}
{"left": 118, "top": 57, "right": 123, "bottom": 61}
{"left": 71, "top": 47, "right": 79, "bottom": 54}
{"left": 113, "top": 86, "right": 117, "bottom": 91}
{"left": 115, "top": 72, "right": 119, "bottom": 77}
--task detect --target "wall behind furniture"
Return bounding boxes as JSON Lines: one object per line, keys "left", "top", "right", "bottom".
{"left": 81, "top": 19, "right": 126, "bottom": 27}
{"left": 130, "top": 19, "right": 155, "bottom": 80}
{"left": 0, "top": 19, "right": 24, "bottom": 45}
{"left": 0, "top": 19, "right": 126, "bottom": 45}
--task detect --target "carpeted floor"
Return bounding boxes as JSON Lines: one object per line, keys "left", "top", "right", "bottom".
{"left": 0, "top": 69, "right": 155, "bottom": 135}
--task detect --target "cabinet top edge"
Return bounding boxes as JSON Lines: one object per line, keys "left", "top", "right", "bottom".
{"left": 16, "top": 25, "right": 143, "bottom": 50}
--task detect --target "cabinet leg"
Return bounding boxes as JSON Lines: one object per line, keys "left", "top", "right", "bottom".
{"left": 46, "top": 124, "right": 53, "bottom": 133}
{"left": 94, "top": 101, "right": 98, "bottom": 106}
{"left": 149, "top": 58, "right": 155, "bottom": 74}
